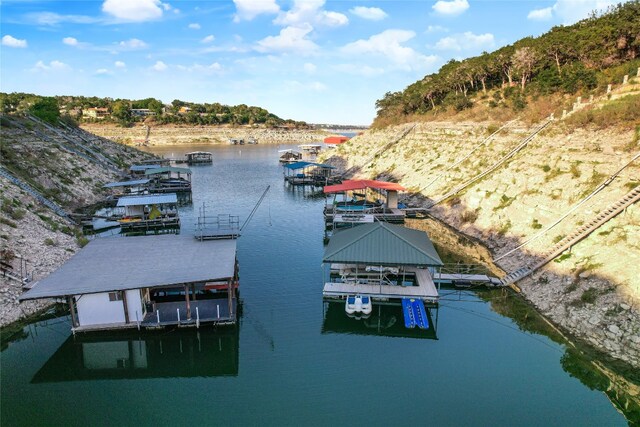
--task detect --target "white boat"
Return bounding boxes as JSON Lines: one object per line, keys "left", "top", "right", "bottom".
{"left": 345, "top": 295, "right": 357, "bottom": 314}
{"left": 360, "top": 295, "right": 372, "bottom": 315}
{"left": 345, "top": 295, "right": 372, "bottom": 315}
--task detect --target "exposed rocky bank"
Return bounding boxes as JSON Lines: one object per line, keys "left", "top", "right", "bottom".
{"left": 1, "top": 116, "right": 156, "bottom": 327}
{"left": 81, "top": 123, "right": 330, "bottom": 146}
{"left": 320, "top": 112, "right": 640, "bottom": 368}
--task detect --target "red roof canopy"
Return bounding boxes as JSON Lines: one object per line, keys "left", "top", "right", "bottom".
{"left": 324, "top": 179, "right": 406, "bottom": 193}
{"left": 324, "top": 136, "right": 350, "bottom": 144}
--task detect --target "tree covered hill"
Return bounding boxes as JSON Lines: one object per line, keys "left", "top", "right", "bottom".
{"left": 374, "top": 1, "right": 640, "bottom": 127}
{"left": 0, "top": 93, "right": 310, "bottom": 128}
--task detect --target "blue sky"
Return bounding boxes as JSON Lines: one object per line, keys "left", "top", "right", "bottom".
{"left": 0, "top": 0, "right": 627, "bottom": 125}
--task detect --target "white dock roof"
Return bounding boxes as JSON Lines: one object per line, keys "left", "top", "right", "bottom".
{"left": 117, "top": 193, "right": 178, "bottom": 207}
{"left": 20, "top": 235, "right": 237, "bottom": 300}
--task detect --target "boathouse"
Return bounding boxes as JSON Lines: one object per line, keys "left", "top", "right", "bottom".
{"left": 103, "top": 179, "right": 151, "bottom": 198}
{"left": 185, "top": 151, "right": 213, "bottom": 165}
{"left": 322, "top": 222, "right": 442, "bottom": 303}
{"left": 323, "top": 136, "right": 350, "bottom": 145}
{"left": 19, "top": 234, "right": 239, "bottom": 333}
{"left": 130, "top": 164, "right": 161, "bottom": 177}
{"left": 145, "top": 166, "right": 192, "bottom": 200}
{"left": 323, "top": 179, "right": 406, "bottom": 227}
{"left": 283, "top": 161, "right": 336, "bottom": 186}
{"left": 117, "top": 193, "right": 179, "bottom": 231}
{"left": 278, "top": 149, "right": 302, "bottom": 163}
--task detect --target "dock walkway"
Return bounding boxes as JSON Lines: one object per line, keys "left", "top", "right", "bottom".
{"left": 323, "top": 266, "right": 438, "bottom": 303}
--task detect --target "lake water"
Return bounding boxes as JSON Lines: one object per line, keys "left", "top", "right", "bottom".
{"left": 1, "top": 144, "right": 637, "bottom": 426}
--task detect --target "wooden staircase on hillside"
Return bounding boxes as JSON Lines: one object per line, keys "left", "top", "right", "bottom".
{"left": 0, "top": 166, "right": 75, "bottom": 224}
{"left": 501, "top": 185, "right": 640, "bottom": 286}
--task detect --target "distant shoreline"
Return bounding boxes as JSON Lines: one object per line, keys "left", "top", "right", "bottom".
{"left": 80, "top": 123, "right": 359, "bottom": 146}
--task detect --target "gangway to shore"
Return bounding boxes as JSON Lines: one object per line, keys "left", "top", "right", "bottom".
{"left": 432, "top": 264, "right": 504, "bottom": 287}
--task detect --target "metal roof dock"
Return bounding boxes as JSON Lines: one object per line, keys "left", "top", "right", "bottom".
{"left": 116, "top": 193, "right": 178, "bottom": 207}
{"left": 20, "top": 234, "right": 237, "bottom": 300}
{"left": 322, "top": 222, "right": 442, "bottom": 303}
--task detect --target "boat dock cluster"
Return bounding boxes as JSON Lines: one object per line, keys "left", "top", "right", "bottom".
{"left": 19, "top": 141, "right": 501, "bottom": 336}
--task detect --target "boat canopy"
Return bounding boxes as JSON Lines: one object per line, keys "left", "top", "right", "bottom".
{"left": 144, "top": 166, "right": 192, "bottom": 176}
{"left": 117, "top": 193, "right": 178, "bottom": 207}
{"left": 19, "top": 235, "right": 237, "bottom": 300}
{"left": 283, "top": 161, "right": 335, "bottom": 170}
{"left": 324, "top": 179, "right": 406, "bottom": 194}
{"left": 104, "top": 179, "right": 150, "bottom": 188}
{"left": 323, "top": 222, "right": 442, "bottom": 267}
{"left": 130, "top": 164, "right": 161, "bottom": 171}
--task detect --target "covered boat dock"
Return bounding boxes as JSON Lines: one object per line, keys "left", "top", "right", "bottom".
{"left": 322, "top": 222, "right": 442, "bottom": 304}
{"left": 283, "top": 161, "right": 338, "bottom": 186}
{"left": 19, "top": 234, "right": 239, "bottom": 333}
{"left": 323, "top": 179, "right": 406, "bottom": 227}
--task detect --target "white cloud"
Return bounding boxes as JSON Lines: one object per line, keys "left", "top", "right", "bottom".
{"left": 102, "top": 0, "right": 168, "bottom": 22}
{"left": 274, "top": 0, "right": 348, "bottom": 27}
{"left": 233, "top": 0, "right": 280, "bottom": 22}
{"left": 32, "top": 60, "right": 70, "bottom": 72}
{"left": 2, "top": 35, "right": 27, "bottom": 48}
{"left": 63, "top": 37, "right": 78, "bottom": 46}
{"left": 95, "top": 68, "right": 111, "bottom": 75}
{"left": 349, "top": 6, "right": 387, "bottom": 21}
{"left": 426, "top": 25, "right": 448, "bottom": 33}
{"left": 432, "top": 0, "right": 469, "bottom": 16}
{"left": 341, "top": 30, "right": 437, "bottom": 71}
{"left": 115, "top": 61, "right": 126, "bottom": 68}
{"left": 527, "top": 7, "right": 554, "bottom": 20}
{"left": 26, "top": 12, "right": 98, "bottom": 25}
{"left": 528, "top": 0, "right": 620, "bottom": 24}
{"left": 152, "top": 61, "right": 168, "bottom": 71}
{"left": 188, "top": 23, "right": 201, "bottom": 29}
{"left": 303, "top": 62, "right": 317, "bottom": 73}
{"left": 255, "top": 24, "right": 319, "bottom": 54}
{"left": 434, "top": 32, "right": 494, "bottom": 51}
{"left": 201, "top": 35, "right": 215, "bottom": 43}
{"left": 118, "top": 38, "right": 148, "bottom": 49}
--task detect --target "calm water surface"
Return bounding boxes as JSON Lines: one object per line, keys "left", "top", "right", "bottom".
{"left": 2, "top": 145, "right": 637, "bottom": 426}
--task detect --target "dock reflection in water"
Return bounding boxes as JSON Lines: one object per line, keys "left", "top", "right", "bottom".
{"left": 32, "top": 327, "right": 239, "bottom": 383}
{"left": 322, "top": 301, "right": 438, "bottom": 340}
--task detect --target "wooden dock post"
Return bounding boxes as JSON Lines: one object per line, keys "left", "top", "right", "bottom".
{"left": 196, "top": 307, "right": 200, "bottom": 328}
{"left": 177, "top": 308, "right": 181, "bottom": 324}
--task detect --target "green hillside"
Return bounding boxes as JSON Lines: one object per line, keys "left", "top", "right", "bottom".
{"left": 374, "top": 1, "right": 640, "bottom": 127}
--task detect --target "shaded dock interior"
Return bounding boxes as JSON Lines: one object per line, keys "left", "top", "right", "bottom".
{"left": 31, "top": 327, "right": 239, "bottom": 383}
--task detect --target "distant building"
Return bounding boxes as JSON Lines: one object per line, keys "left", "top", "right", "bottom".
{"left": 131, "top": 108, "right": 157, "bottom": 117}
{"left": 83, "top": 107, "right": 110, "bottom": 119}
{"left": 178, "top": 106, "right": 192, "bottom": 114}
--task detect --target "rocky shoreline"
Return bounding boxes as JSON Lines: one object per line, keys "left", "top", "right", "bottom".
{"left": 320, "top": 119, "right": 640, "bottom": 369}
{"left": 81, "top": 123, "right": 332, "bottom": 146}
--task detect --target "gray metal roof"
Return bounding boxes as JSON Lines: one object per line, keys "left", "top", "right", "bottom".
{"left": 20, "top": 235, "right": 237, "bottom": 300}
{"left": 144, "top": 166, "right": 192, "bottom": 176}
{"left": 104, "top": 179, "right": 150, "bottom": 188}
{"left": 323, "top": 222, "right": 443, "bottom": 267}
{"left": 117, "top": 193, "right": 177, "bottom": 207}
{"left": 130, "top": 164, "right": 161, "bottom": 171}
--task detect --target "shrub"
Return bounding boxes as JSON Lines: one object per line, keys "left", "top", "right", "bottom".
{"left": 44, "top": 238, "right": 56, "bottom": 246}
{"left": 531, "top": 219, "right": 543, "bottom": 229}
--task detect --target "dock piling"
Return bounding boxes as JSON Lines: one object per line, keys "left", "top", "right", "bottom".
{"left": 217, "top": 304, "right": 220, "bottom": 319}
{"left": 135, "top": 310, "right": 140, "bottom": 330}
{"left": 157, "top": 310, "right": 160, "bottom": 324}
{"left": 177, "top": 308, "right": 181, "bottom": 324}
{"left": 196, "top": 307, "right": 200, "bottom": 328}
